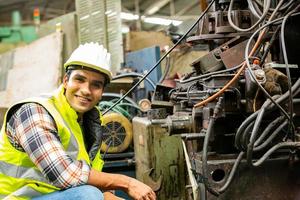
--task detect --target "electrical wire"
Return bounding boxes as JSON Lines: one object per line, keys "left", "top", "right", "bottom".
{"left": 252, "top": 89, "right": 260, "bottom": 112}
{"left": 102, "top": 0, "right": 216, "bottom": 115}
{"left": 193, "top": 63, "right": 245, "bottom": 108}
{"left": 247, "top": 0, "right": 263, "bottom": 19}
{"left": 254, "top": 0, "right": 295, "bottom": 12}
{"left": 260, "top": 26, "right": 281, "bottom": 65}
{"left": 228, "top": 0, "right": 271, "bottom": 32}
{"left": 282, "top": 1, "right": 298, "bottom": 16}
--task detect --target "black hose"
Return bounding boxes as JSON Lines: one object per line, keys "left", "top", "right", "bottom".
{"left": 235, "top": 111, "right": 260, "bottom": 150}
{"left": 218, "top": 152, "right": 244, "bottom": 193}
{"left": 246, "top": 106, "right": 266, "bottom": 166}
{"left": 235, "top": 78, "right": 300, "bottom": 150}
{"left": 235, "top": 97, "right": 275, "bottom": 150}
{"left": 202, "top": 98, "right": 246, "bottom": 195}
{"left": 202, "top": 98, "right": 223, "bottom": 196}
{"left": 254, "top": 119, "right": 289, "bottom": 152}
{"left": 202, "top": 116, "right": 219, "bottom": 196}
{"left": 254, "top": 115, "right": 285, "bottom": 146}
{"left": 241, "top": 121, "right": 254, "bottom": 151}
{"left": 253, "top": 142, "right": 300, "bottom": 166}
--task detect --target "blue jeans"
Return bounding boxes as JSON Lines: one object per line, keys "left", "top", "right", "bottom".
{"left": 32, "top": 185, "right": 104, "bottom": 200}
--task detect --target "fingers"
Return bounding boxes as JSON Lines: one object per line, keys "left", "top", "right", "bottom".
{"left": 150, "top": 191, "right": 156, "bottom": 200}
{"left": 146, "top": 185, "right": 156, "bottom": 200}
{"left": 137, "top": 191, "right": 156, "bottom": 200}
{"left": 148, "top": 192, "right": 156, "bottom": 200}
{"left": 127, "top": 177, "right": 157, "bottom": 200}
{"left": 141, "top": 191, "right": 156, "bottom": 200}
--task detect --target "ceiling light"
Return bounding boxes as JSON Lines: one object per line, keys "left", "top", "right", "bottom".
{"left": 143, "top": 17, "right": 182, "bottom": 26}
{"left": 120, "top": 12, "right": 139, "bottom": 20}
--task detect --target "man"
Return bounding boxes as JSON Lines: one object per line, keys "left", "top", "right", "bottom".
{"left": 0, "top": 43, "right": 156, "bottom": 200}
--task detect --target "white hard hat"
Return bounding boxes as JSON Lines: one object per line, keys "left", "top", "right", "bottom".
{"left": 64, "top": 42, "right": 112, "bottom": 82}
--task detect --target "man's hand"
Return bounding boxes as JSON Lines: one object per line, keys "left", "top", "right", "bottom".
{"left": 88, "top": 169, "right": 156, "bottom": 199}
{"left": 126, "top": 177, "right": 156, "bottom": 200}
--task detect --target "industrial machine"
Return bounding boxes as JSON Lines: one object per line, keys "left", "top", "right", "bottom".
{"left": 133, "top": 0, "right": 300, "bottom": 199}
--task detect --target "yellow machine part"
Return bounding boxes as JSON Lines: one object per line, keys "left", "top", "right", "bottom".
{"left": 100, "top": 112, "right": 133, "bottom": 153}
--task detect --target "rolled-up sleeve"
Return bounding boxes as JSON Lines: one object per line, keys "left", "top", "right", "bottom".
{"left": 6, "top": 103, "right": 91, "bottom": 189}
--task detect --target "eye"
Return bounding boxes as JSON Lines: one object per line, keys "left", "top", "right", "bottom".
{"left": 75, "top": 77, "right": 85, "bottom": 82}
{"left": 91, "top": 82, "right": 103, "bottom": 89}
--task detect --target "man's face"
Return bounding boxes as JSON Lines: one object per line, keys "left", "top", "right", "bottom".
{"left": 63, "top": 69, "right": 106, "bottom": 115}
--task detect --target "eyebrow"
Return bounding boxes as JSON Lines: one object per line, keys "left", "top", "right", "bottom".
{"left": 73, "top": 74, "right": 104, "bottom": 85}
{"left": 73, "top": 74, "right": 86, "bottom": 79}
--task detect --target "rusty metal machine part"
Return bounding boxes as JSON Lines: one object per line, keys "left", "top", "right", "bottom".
{"left": 187, "top": 0, "right": 255, "bottom": 44}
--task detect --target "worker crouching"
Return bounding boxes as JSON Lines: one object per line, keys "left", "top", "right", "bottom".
{"left": 0, "top": 43, "right": 156, "bottom": 200}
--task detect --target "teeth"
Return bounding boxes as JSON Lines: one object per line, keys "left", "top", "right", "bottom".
{"left": 77, "top": 95, "right": 89, "bottom": 102}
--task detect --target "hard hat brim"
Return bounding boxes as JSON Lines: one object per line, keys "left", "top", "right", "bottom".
{"left": 64, "top": 61, "right": 112, "bottom": 81}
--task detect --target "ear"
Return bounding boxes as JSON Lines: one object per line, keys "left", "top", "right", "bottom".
{"left": 63, "top": 74, "right": 68, "bottom": 89}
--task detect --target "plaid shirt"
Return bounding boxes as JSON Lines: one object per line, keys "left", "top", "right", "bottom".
{"left": 6, "top": 103, "right": 90, "bottom": 189}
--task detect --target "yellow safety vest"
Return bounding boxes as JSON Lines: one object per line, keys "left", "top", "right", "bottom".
{"left": 0, "top": 85, "right": 104, "bottom": 199}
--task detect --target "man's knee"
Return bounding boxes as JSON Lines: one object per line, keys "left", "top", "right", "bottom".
{"left": 78, "top": 185, "right": 104, "bottom": 200}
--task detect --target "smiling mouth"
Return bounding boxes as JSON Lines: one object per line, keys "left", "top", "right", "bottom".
{"left": 75, "top": 95, "right": 91, "bottom": 102}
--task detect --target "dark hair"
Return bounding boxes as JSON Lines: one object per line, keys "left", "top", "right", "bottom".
{"left": 65, "top": 65, "right": 110, "bottom": 87}
{"left": 65, "top": 68, "right": 73, "bottom": 80}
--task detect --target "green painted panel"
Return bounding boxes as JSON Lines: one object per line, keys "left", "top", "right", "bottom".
{"left": 133, "top": 117, "right": 186, "bottom": 200}
{"left": 1, "top": 26, "right": 37, "bottom": 43}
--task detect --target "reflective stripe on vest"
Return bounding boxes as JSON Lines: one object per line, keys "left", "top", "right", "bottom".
{"left": 0, "top": 162, "right": 48, "bottom": 183}
{"left": 9, "top": 185, "right": 41, "bottom": 199}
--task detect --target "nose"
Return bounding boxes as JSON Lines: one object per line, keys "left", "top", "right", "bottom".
{"left": 80, "top": 82, "right": 92, "bottom": 96}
